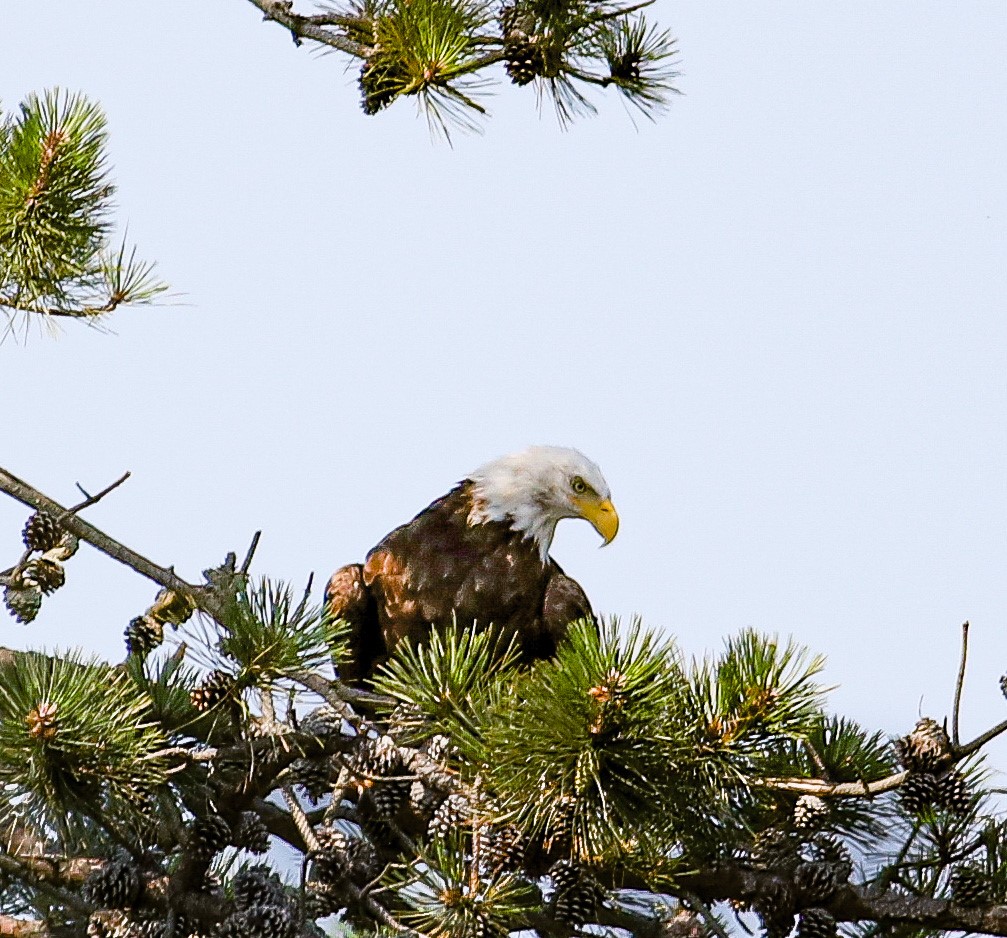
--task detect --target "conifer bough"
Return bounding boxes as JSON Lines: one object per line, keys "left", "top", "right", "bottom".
{"left": 246, "top": 0, "right": 680, "bottom": 134}
{"left": 7, "top": 468, "right": 1007, "bottom": 937}
{"left": 0, "top": 90, "right": 166, "bottom": 336}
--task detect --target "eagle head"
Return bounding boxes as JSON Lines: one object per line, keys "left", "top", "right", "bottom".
{"left": 467, "top": 445, "right": 619, "bottom": 560}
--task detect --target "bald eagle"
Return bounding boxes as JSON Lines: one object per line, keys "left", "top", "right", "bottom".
{"left": 326, "top": 446, "right": 618, "bottom": 684}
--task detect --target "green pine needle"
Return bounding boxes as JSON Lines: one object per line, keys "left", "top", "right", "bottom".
{"left": 359, "top": 0, "right": 494, "bottom": 136}
{"left": 0, "top": 88, "right": 166, "bottom": 333}
{"left": 0, "top": 649, "right": 167, "bottom": 828}
{"left": 481, "top": 618, "right": 695, "bottom": 859}
{"left": 391, "top": 832, "right": 537, "bottom": 938}
{"left": 373, "top": 619, "right": 520, "bottom": 747}
{"left": 590, "top": 16, "right": 680, "bottom": 115}
{"left": 690, "top": 629, "right": 828, "bottom": 755}
{"left": 213, "top": 576, "right": 347, "bottom": 686}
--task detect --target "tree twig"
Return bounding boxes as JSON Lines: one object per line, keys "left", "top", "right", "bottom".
{"left": 240, "top": 531, "right": 261, "bottom": 575}
{"left": 244, "top": 0, "right": 369, "bottom": 57}
{"left": 952, "top": 620, "right": 969, "bottom": 748}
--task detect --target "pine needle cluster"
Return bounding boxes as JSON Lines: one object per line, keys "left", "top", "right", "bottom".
{"left": 0, "top": 89, "right": 166, "bottom": 337}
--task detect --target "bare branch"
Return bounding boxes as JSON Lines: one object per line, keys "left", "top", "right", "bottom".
{"left": 65, "top": 471, "right": 131, "bottom": 516}
{"left": 240, "top": 530, "right": 262, "bottom": 575}
{"left": 244, "top": 0, "right": 369, "bottom": 57}
{"left": 953, "top": 620, "right": 969, "bottom": 747}
{"left": 758, "top": 771, "right": 907, "bottom": 798}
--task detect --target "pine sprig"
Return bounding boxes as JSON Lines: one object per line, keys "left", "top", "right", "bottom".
{"left": 373, "top": 620, "right": 520, "bottom": 748}
{"left": 391, "top": 831, "right": 537, "bottom": 938}
{"left": 691, "top": 629, "right": 828, "bottom": 754}
{"left": 589, "top": 16, "right": 680, "bottom": 114}
{"left": 0, "top": 88, "right": 166, "bottom": 334}
{"left": 356, "top": 0, "right": 496, "bottom": 137}
{"left": 480, "top": 618, "right": 696, "bottom": 859}
{"left": 0, "top": 650, "right": 167, "bottom": 828}
{"left": 215, "top": 576, "right": 347, "bottom": 685}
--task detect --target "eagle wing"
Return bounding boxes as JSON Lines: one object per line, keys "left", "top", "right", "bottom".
{"left": 533, "top": 560, "right": 595, "bottom": 660}
{"left": 324, "top": 563, "right": 383, "bottom": 685}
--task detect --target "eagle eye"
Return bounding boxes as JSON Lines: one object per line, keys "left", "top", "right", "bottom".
{"left": 571, "top": 476, "right": 588, "bottom": 495}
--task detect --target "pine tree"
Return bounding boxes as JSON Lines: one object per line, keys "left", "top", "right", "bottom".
{"left": 0, "top": 89, "right": 166, "bottom": 337}
{"left": 3, "top": 467, "right": 1007, "bottom": 938}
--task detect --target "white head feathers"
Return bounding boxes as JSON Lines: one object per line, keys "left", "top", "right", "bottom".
{"left": 467, "top": 446, "right": 613, "bottom": 560}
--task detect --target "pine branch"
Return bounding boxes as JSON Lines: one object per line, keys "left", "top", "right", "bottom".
{"left": 0, "top": 91, "right": 167, "bottom": 334}
{"left": 0, "top": 465, "right": 208, "bottom": 610}
{"left": 241, "top": 0, "right": 680, "bottom": 133}
{"left": 687, "top": 861, "right": 1007, "bottom": 937}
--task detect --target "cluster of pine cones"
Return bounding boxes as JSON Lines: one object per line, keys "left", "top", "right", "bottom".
{"left": 895, "top": 718, "right": 970, "bottom": 816}
{"left": 4, "top": 510, "right": 77, "bottom": 624}
{"left": 81, "top": 814, "right": 278, "bottom": 938}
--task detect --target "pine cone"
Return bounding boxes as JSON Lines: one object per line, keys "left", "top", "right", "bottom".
{"left": 933, "top": 769, "right": 971, "bottom": 816}
{"left": 545, "top": 794, "right": 576, "bottom": 851}
{"left": 300, "top": 706, "right": 343, "bottom": 738}
{"left": 290, "top": 757, "right": 334, "bottom": 803}
{"left": 504, "top": 37, "right": 543, "bottom": 85}
{"left": 949, "top": 864, "right": 991, "bottom": 906}
{"left": 148, "top": 588, "right": 195, "bottom": 625}
{"left": 483, "top": 824, "right": 525, "bottom": 874}
{"left": 87, "top": 911, "right": 147, "bottom": 938}
{"left": 232, "top": 865, "right": 287, "bottom": 912}
{"left": 22, "top": 510, "right": 64, "bottom": 552}
{"left": 794, "top": 861, "right": 843, "bottom": 903}
{"left": 216, "top": 903, "right": 295, "bottom": 938}
{"left": 190, "top": 671, "right": 235, "bottom": 712}
{"left": 805, "top": 838, "right": 853, "bottom": 882}
{"left": 386, "top": 701, "right": 423, "bottom": 739}
{"left": 900, "top": 772, "right": 938, "bottom": 815}
{"left": 754, "top": 880, "right": 795, "bottom": 938}
{"left": 428, "top": 792, "right": 472, "bottom": 838}
{"left": 793, "top": 794, "right": 828, "bottom": 831}
{"left": 20, "top": 558, "right": 65, "bottom": 595}
{"left": 751, "top": 828, "right": 799, "bottom": 871}
{"left": 83, "top": 856, "right": 143, "bottom": 909}
{"left": 797, "top": 908, "right": 837, "bottom": 938}
{"left": 894, "top": 718, "right": 952, "bottom": 772}
{"left": 125, "top": 616, "right": 163, "bottom": 658}
{"left": 313, "top": 826, "right": 379, "bottom": 885}
{"left": 312, "top": 826, "right": 352, "bottom": 883}
{"left": 366, "top": 776, "right": 411, "bottom": 818}
{"left": 424, "top": 733, "right": 452, "bottom": 763}
{"left": 609, "top": 51, "right": 643, "bottom": 83}
{"left": 4, "top": 583, "right": 42, "bottom": 623}
{"left": 188, "top": 814, "right": 232, "bottom": 860}
{"left": 234, "top": 812, "right": 270, "bottom": 855}
{"left": 550, "top": 860, "right": 604, "bottom": 926}
{"left": 26, "top": 701, "right": 59, "bottom": 740}
{"left": 358, "top": 57, "right": 403, "bottom": 115}
{"left": 348, "top": 733, "right": 400, "bottom": 778}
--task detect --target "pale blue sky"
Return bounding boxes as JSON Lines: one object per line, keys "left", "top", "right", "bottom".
{"left": 3, "top": 3, "right": 1007, "bottom": 760}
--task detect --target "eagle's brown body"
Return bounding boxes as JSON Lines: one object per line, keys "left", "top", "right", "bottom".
{"left": 325, "top": 481, "right": 593, "bottom": 684}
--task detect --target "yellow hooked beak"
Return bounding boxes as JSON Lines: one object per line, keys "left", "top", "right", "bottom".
{"left": 574, "top": 497, "right": 620, "bottom": 545}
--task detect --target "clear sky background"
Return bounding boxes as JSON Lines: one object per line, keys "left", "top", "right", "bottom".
{"left": 3, "top": 3, "right": 1006, "bottom": 763}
